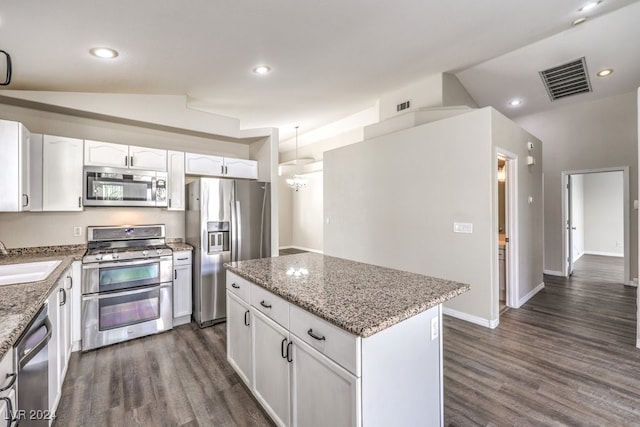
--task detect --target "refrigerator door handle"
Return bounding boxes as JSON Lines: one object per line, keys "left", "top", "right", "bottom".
{"left": 235, "top": 201, "right": 242, "bottom": 261}
{"left": 230, "top": 201, "right": 237, "bottom": 261}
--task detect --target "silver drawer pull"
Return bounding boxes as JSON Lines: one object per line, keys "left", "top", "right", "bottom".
{"left": 307, "top": 329, "right": 326, "bottom": 341}
{"left": 260, "top": 301, "right": 272, "bottom": 309}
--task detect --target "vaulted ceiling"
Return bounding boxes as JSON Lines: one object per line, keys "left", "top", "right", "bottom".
{"left": 1, "top": 0, "right": 639, "bottom": 142}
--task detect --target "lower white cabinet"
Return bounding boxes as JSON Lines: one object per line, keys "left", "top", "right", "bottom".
{"left": 252, "top": 309, "right": 291, "bottom": 427}
{"left": 291, "top": 336, "right": 359, "bottom": 427}
{"left": 0, "top": 345, "right": 17, "bottom": 427}
{"left": 172, "top": 251, "right": 193, "bottom": 326}
{"left": 226, "top": 291, "right": 252, "bottom": 386}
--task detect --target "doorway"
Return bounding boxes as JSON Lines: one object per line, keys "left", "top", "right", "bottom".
{"left": 496, "top": 150, "right": 518, "bottom": 315}
{"left": 562, "top": 168, "right": 629, "bottom": 283}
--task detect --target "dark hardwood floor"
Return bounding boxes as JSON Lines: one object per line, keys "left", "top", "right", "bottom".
{"left": 55, "top": 255, "right": 638, "bottom": 426}
{"left": 444, "top": 255, "right": 639, "bottom": 426}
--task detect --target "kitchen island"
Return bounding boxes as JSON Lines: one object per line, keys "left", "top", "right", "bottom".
{"left": 225, "top": 253, "right": 469, "bottom": 427}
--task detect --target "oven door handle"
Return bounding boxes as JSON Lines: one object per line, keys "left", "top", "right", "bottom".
{"left": 82, "top": 257, "right": 171, "bottom": 269}
{"left": 82, "top": 284, "right": 167, "bottom": 300}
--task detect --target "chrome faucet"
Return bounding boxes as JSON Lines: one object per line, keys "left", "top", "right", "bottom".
{"left": 0, "top": 241, "right": 8, "bottom": 256}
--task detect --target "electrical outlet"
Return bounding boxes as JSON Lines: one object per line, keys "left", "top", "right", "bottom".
{"left": 73, "top": 226, "right": 82, "bottom": 237}
{"left": 431, "top": 316, "right": 439, "bottom": 341}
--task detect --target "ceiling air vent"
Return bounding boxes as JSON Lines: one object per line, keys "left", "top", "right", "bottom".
{"left": 539, "top": 57, "right": 592, "bottom": 101}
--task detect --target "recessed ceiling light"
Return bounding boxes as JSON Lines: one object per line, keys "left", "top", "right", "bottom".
{"left": 597, "top": 68, "right": 614, "bottom": 77}
{"left": 508, "top": 99, "right": 523, "bottom": 107}
{"left": 572, "top": 17, "right": 588, "bottom": 26}
{"left": 253, "top": 65, "right": 271, "bottom": 75}
{"left": 90, "top": 47, "right": 118, "bottom": 59}
{"left": 578, "top": 1, "right": 601, "bottom": 12}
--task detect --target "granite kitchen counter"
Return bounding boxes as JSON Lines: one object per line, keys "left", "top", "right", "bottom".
{"left": 225, "top": 252, "right": 469, "bottom": 337}
{"left": 0, "top": 245, "right": 85, "bottom": 360}
{"left": 167, "top": 242, "right": 193, "bottom": 252}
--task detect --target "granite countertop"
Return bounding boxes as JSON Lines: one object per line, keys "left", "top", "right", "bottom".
{"left": 167, "top": 242, "right": 193, "bottom": 252}
{"left": 0, "top": 245, "right": 86, "bottom": 361}
{"left": 225, "top": 253, "right": 470, "bottom": 338}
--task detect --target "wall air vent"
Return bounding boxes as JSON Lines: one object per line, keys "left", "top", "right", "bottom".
{"left": 539, "top": 57, "right": 592, "bottom": 101}
{"left": 396, "top": 100, "right": 411, "bottom": 112}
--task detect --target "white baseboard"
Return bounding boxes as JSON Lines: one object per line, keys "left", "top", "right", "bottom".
{"left": 543, "top": 269, "right": 564, "bottom": 277}
{"left": 637, "top": 338, "right": 640, "bottom": 349}
{"left": 574, "top": 252, "right": 584, "bottom": 262}
{"left": 583, "top": 250, "right": 624, "bottom": 258}
{"left": 625, "top": 281, "right": 638, "bottom": 288}
{"left": 173, "top": 315, "right": 192, "bottom": 327}
{"left": 443, "top": 307, "right": 499, "bottom": 329}
{"left": 518, "top": 282, "right": 545, "bottom": 307}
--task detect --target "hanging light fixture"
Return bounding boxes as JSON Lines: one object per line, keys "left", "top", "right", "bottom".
{"left": 286, "top": 126, "right": 308, "bottom": 191}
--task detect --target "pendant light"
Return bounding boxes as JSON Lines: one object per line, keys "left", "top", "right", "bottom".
{"left": 286, "top": 126, "right": 308, "bottom": 191}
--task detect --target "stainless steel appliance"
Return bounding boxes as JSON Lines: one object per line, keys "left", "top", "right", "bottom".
{"left": 186, "top": 178, "right": 271, "bottom": 327}
{"left": 81, "top": 224, "right": 173, "bottom": 351}
{"left": 83, "top": 166, "right": 167, "bottom": 207}
{"left": 16, "top": 304, "right": 51, "bottom": 427}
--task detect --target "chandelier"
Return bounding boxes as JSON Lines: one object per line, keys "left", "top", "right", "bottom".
{"left": 286, "top": 126, "right": 308, "bottom": 191}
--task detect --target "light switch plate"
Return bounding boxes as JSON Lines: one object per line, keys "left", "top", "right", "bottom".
{"left": 453, "top": 222, "right": 473, "bottom": 233}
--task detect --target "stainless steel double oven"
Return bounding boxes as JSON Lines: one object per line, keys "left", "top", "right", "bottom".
{"left": 81, "top": 225, "right": 173, "bottom": 351}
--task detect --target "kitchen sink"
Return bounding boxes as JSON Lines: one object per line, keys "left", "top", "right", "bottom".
{"left": 0, "top": 260, "right": 61, "bottom": 286}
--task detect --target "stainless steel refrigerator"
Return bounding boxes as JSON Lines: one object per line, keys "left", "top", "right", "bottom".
{"left": 186, "top": 178, "right": 271, "bottom": 327}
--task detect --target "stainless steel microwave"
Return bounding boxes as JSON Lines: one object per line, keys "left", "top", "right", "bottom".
{"left": 83, "top": 166, "right": 167, "bottom": 207}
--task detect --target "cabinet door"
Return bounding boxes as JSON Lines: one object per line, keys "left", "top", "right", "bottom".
{"left": 47, "top": 284, "right": 60, "bottom": 414}
{"left": 253, "top": 309, "right": 291, "bottom": 427}
{"left": 167, "top": 150, "right": 185, "bottom": 210}
{"left": 58, "top": 282, "right": 71, "bottom": 380}
{"left": 184, "top": 153, "right": 224, "bottom": 177}
{"left": 173, "top": 264, "right": 192, "bottom": 318}
{"left": 70, "top": 261, "right": 82, "bottom": 350}
{"left": 84, "top": 140, "right": 129, "bottom": 168}
{"left": 227, "top": 291, "right": 253, "bottom": 387}
{"left": 129, "top": 145, "right": 167, "bottom": 171}
{"left": 224, "top": 158, "right": 258, "bottom": 179}
{"left": 43, "top": 135, "right": 84, "bottom": 211}
{"left": 291, "top": 336, "right": 360, "bottom": 427}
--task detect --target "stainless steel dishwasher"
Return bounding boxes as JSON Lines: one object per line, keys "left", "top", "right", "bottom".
{"left": 15, "top": 304, "right": 51, "bottom": 426}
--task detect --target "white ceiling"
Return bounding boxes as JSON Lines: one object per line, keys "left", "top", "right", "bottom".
{"left": 1, "top": 0, "right": 639, "bottom": 143}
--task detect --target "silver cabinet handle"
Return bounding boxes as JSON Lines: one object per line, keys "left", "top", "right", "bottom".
{"left": 67, "top": 275, "right": 73, "bottom": 289}
{"left": 125, "top": 155, "right": 128, "bottom": 166}
{"left": 174, "top": 269, "right": 177, "bottom": 280}
{"left": 130, "top": 156, "right": 134, "bottom": 167}
{"left": 244, "top": 310, "right": 250, "bottom": 327}
{"left": 78, "top": 196, "right": 82, "bottom": 208}
{"left": 307, "top": 329, "right": 326, "bottom": 341}
{"left": 0, "top": 372, "right": 16, "bottom": 392}
{"left": 22, "top": 194, "right": 29, "bottom": 207}
{"left": 59, "top": 288, "right": 67, "bottom": 306}
{"left": 260, "top": 300, "right": 272, "bottom": 309}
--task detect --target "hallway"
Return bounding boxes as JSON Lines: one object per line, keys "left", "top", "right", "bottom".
{"left": 444, "top": 255, "right": 638, "bottom": 425}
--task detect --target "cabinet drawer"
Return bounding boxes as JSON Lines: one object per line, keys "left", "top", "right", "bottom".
{"left": 226, "top": 271, "right": 252, "bottom": 303}
{"left": 289, "top": 304, "right": 360, "bottom": 376}
{"left": 173, "top": 251, "right": 192, "bottom": 266}
{"left": 0, "top": 350, "right": 15, "bottom": 387}
{"left": 251, "top": 285, "right": 289, "bottom": 329}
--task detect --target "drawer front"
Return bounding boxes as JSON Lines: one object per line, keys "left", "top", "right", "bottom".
{"left": 0, "top": 350, "right": 15, "bottom": 390}
{"left": 173, "top": 251, "right": 192, "bottom": 266}
{"left": 289, "top": 304, "right": 360, "bottom": 376}
{"left": 226, "top": 271, "right": 252, "bottom": 303}
{"left": 251, "top": 285, "right": 289, "bottom": 329}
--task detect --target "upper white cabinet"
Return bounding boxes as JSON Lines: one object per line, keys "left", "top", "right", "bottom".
{"left": 167, "top": 150, "right": 185, "bottom": 210}
{"left": 43, "top": 135, "right": 84, "bottom": 211}
{"left": 0, "top": 119, "right": 31, "bottom": 211}
{"left": 84, "top": 140, "right": 167, "bottom": 171}
{"left": 185, "top": 152, "right": 257, "bottom": 179}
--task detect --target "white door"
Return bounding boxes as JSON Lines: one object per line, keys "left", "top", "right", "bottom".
{"left": 226, "top": 291, "right": 253, "bottom": 387}
{"left": 43, "top": 135, "right": 84, "bottom": 211}
{"left": 84, "top": 140, "right": 129, "bottom": 168}
{"left": 225, "top": 158, "right": 258, "bottom": 179}
{"left": 167, "top": 150, "right": 185, "bottom": 210}
{"left": 566, "top": 174, "right": 575, "bottom": 276}
{"left": 129, "top": 145, "right": 167, "bottom": 171}
{"left": 184, "top": 153, "right": 225, "bottom": 177}
{"left": 252, "top": 309, "right": 291, "bottom": 427}
{"left": 291, "top": 336, "right": 359, "bottom": 427}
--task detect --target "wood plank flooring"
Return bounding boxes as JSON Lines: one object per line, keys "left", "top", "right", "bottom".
{"left": 55, "top": 255, "right": 638, "bottom": 426}
{"left": 444, "top": 255, "right": 640, "bottom": 426}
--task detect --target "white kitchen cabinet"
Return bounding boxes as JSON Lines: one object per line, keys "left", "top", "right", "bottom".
{"left": 0, "top": 118, "right": 31, "bottom": 211}
{"left": 291, "top": 336, "right": 360, "bottom": 427}
{"left": 47, "top": 282, "right": 60, "bottom": 415}
{"left": 70, "top": 261, "right": 82, "bottom": 351}
{"left": 172, "top": 251, "right": 192, "bottom": 326}
{"left": 185, "top": 152, "right": 258, "bottom": 179}
{"left": 84, "top": 140, "right": 167, "bottom": 171}
{"left": 43, "top": 135, "right": 84, "bottom": 211}
{"left": 226, "top": 291, "right": 253, "bottom": 387}
{"left": 252, "top": 309, "right": 291, "bottom": 427}
{"left": 167, "top": 150, "right": 185, "bottom": 210}
{"left": 0, "top": 347, "right": 17, "bottom": 427}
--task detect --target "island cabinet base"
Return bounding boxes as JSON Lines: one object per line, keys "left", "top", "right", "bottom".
{"left": 225, "top": 271, "right": 444, "bottom": 427}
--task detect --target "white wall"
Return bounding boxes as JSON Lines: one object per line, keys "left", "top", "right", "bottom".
{"left": 571, "top": 174, "right": 585, "bottom": 260}
{"left": 516, "top": 90, "right": 638, "bottom": 278}
{"left": 583, "top": 171, "right": 624, "bottom": 257}
{"left": 291, "top": 171, "right": 323, "bottom": 252}
{"left": 278, "top": 175, "right": 293, "bottom": 248}
{"left": 324, "top": 108, "right": 543, "bottom": 325}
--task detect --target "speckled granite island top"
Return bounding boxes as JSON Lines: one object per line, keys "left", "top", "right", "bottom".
{"left": 225, "top": 253, "right": 470, "bottom": 338}
{"left": 0, "top": 245, "right": 85, "bottom": 360}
